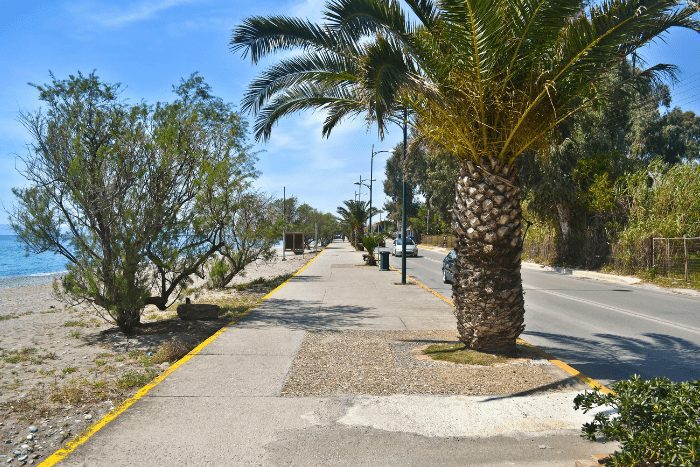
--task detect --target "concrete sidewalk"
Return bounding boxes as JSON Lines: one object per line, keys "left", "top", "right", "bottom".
{"left": 63, "top": 241, "right": 608, "bottom": 466}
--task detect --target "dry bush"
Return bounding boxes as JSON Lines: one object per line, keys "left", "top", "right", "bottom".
{"left": 151, "top": 339, "right": 192, "bottom": 364}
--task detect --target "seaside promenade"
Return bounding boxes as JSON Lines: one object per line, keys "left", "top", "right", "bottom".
{"left": 57, "top": 241, "right": 607, "bottom": 466}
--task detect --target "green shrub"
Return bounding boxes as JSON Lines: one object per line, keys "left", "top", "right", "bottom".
{"left": 208, "top": 258, "right": 230, "bottom": 289}
{"left": 574, "top": 375, "right": 699, "bottom": 466}
{"left": 362, "top": 234, "right": 384, "bottom": 266}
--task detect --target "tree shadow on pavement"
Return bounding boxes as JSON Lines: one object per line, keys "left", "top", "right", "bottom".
{"left": 523, "top": 331, "right": 700, "bottom": 382}
{"left": 238, "top": 298, "right": 376, "bottom": 330}
{"left": 287, "top": 275, "right": 323, "bottom": 282}
{"left": 481, "top": 376, "right": 583, "bottom": 402}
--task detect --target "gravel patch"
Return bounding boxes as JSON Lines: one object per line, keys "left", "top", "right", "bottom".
{"left": 282, "top": 330, "right": 584, "bottom": 396}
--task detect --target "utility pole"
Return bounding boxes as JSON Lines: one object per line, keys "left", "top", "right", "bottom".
{"left": 282, "top": 186, "right": 286, "bottom": 261}
{"left": 426, "top": 202, "right": 430, "bottom": 236}
{"left": 354, "top": 175, "right": 369, "bottom": 203}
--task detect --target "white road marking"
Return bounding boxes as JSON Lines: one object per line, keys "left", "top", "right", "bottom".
{"left": 523, "top": 283, "right": 700, "bottom": 336}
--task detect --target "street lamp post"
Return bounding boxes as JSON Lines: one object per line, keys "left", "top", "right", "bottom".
{"left": 282, "top": 186, "right": 286, "bottom": 261}
{"left": 369, "top": 145, "right": 389, "bottom": 234}
{"left": 354, "top": 175, "right": 372, "bottom": 236}
{"left": 401, "top": 108, "right": 408, "bottom": 284}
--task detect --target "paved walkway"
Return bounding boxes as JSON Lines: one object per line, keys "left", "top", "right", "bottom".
{"left": 64, "top": 241, "right": 608, "bottom": 466}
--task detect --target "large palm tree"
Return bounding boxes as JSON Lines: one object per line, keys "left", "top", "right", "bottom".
{"left": 232, "top": 0, "right": 699, "bottom": 353}
{"left": 336, "top": 200, "right": 372, "bottom": 248}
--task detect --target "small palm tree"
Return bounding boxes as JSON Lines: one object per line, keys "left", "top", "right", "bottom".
{"left": 336, "top": 200, "right": 371, "bottom": 249}
{"left": 362, "top": 233, "right": 385, "bottom": 265}
{"left": 233, "top": 0, "right": 699, "bottom": 353}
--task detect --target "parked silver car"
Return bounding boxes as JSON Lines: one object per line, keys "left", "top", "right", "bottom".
{"left": 393, "top": 238, "right": 418, "bottom": 257}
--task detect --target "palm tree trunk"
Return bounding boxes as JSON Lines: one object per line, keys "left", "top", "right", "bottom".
{"left": 452, "top": 159, "right": 525, "bottom": 354}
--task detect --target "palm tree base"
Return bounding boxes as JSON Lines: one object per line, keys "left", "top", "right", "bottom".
{"left": 452, "top": 159, "right": 525, "bottom": 354}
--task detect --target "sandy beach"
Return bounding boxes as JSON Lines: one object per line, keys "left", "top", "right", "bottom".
{"left": 0, "top": 250, "right": 315, "bottom": 463}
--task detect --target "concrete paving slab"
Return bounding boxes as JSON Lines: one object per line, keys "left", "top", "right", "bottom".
{"left": 264, "top": 425, "right": 608, "bottom": 467}
{"left": 337, "top": 392, "right": 605, "bottom": 438}
{"left": 150, "top": 354, "right": 295, "bottom": 397}
{"left": 199, "top": 328, "right": 305, "bottom": 356}
{"left": 63, "top": 395, "right": 348, "bottom": 466}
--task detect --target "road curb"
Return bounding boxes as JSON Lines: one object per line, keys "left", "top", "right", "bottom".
{"left": 39, "top": 248, "right": 327, "bottom": 466}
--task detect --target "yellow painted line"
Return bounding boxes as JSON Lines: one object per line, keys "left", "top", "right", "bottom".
{"left": 40, "top": 247, "right": 328, "bottom": 466}
{"left": 390, "top": 266, "right": 613, "bottom": 394}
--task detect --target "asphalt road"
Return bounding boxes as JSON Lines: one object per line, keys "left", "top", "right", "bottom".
{"left": 385, "top": 246, "right": 700, "bottom": 385}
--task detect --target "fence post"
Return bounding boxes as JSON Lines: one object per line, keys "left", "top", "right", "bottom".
{"left": 684, "top": 237, "right": 689, "bottom": 282}
{"left": 649, "top": 237, "right": 654, "bottom": 271}
{"left": 666, "top": 238, "right": 670, "bottom": 277}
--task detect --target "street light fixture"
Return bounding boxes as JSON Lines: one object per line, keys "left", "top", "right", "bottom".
{"left": 369, "top": 145, "right": 390, "bottom": 234}
{"left": 353, "top": 175, "right": 372, "bottom": 203}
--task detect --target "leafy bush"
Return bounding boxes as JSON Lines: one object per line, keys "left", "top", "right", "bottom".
{"left": 574, "top": 375, "right": 700, "bottom": 466}
{"left": 208, "top": 258, "right": 231, "bottom": 289}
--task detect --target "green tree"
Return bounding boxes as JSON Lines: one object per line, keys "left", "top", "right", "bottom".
{"left": 209, "top": 191, "right": 281, "bottom": 289}
{"left": 383, "top": 141, "right": 421, "bottom": 223}
{"left": 271, "top": 196, "right": 338, "bottom": 247}
{"left": 11, "top": 72, "right": 254, "bottom": 333}
{"left": 648, "top": 107, "right": 700, "bottom": 163}
{"left": 519, "top": 61, "right": 650, "bottom": 265}
{"left": 410, "top": 202, "right": 451, "bottom": 236}
{"left": 232, "top": 0, "right": 699, "bottom": 352}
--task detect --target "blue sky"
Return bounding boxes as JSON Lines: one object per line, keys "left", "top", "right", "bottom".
{"left": 1, "top": 0, "right": 699, "bottom": 224}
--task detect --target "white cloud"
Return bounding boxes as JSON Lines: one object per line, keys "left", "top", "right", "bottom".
{"left": 68, "top": 0, "right": 201, "bottom": 28}
{"left": 290, "top": 0, "right": 326, "bottom": 20}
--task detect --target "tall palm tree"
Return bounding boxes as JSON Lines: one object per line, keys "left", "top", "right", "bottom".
{"left": 232, "top": 0, "right": 699, "bottom": 353}
{"left": 336, "top": 200, "right": 372, "bottom": 248}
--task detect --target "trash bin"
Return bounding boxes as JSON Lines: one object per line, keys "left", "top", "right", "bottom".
{"left": 379, "top": 250, "right": 390, "bottom": 271}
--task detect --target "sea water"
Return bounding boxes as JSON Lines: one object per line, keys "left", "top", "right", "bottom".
{"left": 0, "top": 224, "right": 67, "bottom": 288}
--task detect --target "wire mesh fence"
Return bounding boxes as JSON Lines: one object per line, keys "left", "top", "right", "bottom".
{"left": 652, "top": 237, "right": 700, "bottom": 284}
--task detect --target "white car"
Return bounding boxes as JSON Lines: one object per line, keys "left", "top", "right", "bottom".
{"left": 393, "top": 238, "right": 418, "bottom": 257}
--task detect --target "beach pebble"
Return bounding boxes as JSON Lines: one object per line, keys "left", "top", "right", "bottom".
{"left": 17, "top": 456, "right": 26, "bottom": 462}
{"left": 20, "top": 445, "right": 29, "bottom": 451}
{"left": 25, "top": 435, "right": 33, "bottom": 441}
{"left": 538, "top": 444, "right": 549, "bottom": 449}
{"left": 84, "top": 414, "right": 92, "bottom": 421}
{"left": 5, "top": 458, "right": 12, "bottom": 463}
{"left": 27, "top": 427, "right": 37, "bottom": 434}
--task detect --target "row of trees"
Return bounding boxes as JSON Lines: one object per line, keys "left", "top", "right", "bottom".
{"left": 11, "top": 72, "right": 334, "bottom": 334}
{"left": 232, "top": 0, "right": 699, "bottom": 353}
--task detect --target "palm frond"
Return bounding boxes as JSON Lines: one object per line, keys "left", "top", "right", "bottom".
{"left": 231, "top": 16, "right": 342, "bottom": 63}
{"left": 242, "top": 51, "right": 360, "bottom": 113}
